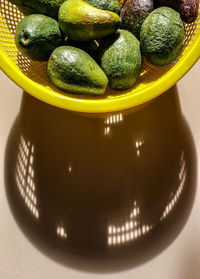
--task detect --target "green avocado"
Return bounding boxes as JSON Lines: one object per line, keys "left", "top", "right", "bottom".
{"left": 58, "top": 0, "right": 121, "bottom": 41}
{"left": 15, "top": 14, "right": 63, "bottom": 61}
{"left": 140, "top": 7, "right": 186, "bottom": 66}
{"left": 47, "top": 46, "right": 108, "bottom": 95}
{"left": 86, "top": 0, "right": 120, "bottom": 15}
{"left": 98, "top": 29, "right": 142, "bottom": 90}
{"left": 9, "top": 0, "right": 65, "bottom": 18}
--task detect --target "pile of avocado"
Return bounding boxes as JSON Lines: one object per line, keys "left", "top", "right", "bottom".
{"left": 11, "top": 0, "right": 198, "bottom": 95}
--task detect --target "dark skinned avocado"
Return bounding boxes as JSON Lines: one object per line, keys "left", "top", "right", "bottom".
{"left": 156, "top": 0, "right": 199, "bottom": 23}
{"left": 58, "top": 0, "right": 121, "bottom": 42}
{"left": 98, "top": 29, "right": 142, "bottom": 90}
{"left": 15, "top": 14, "right": 63, "bottom": 61}
{"left": 47, "top": 46, "right": 108, "bottom": 95}
{"left": 140, "top": 7, "right": 186, "bottom": 66}
{"left": 120, "top": 0, "right": 154, "bottom": 39}
{"left": 86, "top": 0, "right": 120, "bottom": 15}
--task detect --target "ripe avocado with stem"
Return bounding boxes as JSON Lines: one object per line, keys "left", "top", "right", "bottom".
{"left": 15, "top": 14, "right": 63, "bottom": 61}
{"left": 140, "top": 7, "right": 186, "bottom": 66}
{"left": 58, "top": 0, "right": 121, "bottom": 42}
{"left": 47, "top": 46, "right": 108, "bottom": 95}
{"left": 86, "top": 0, "right": 120, "bottom": 15}
{"left": 98, "top": 29, "right": 142, "bottom": 90}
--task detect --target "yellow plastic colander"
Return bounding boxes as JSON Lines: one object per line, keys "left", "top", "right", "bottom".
{"left": 0, "top": 0, "right": 200, "bottom": 113}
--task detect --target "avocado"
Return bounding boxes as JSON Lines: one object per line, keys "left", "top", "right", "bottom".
{"left": 15, "top": 14, "right": 63, "bottom": 61}
{"left": 140, "top": 7, "right": 186, "bottom": 66}
{"left": 47, "top": 46, "right": 108, "bottom": 95}
{"left": 120, "top": 0, "right": 154, "bottom": 39}
{"left": 17, "top": 5, "right": 37, "bottom": 16}
{"left": 9, "top": 0, "right": 37, "bottom": 15}
{"left": 86, "top": 0, "right": 120, "bottom": 15}
{"left": 156, "top": 0, "right": 199, "bottom": 23}
{"left": 9, "top": 0, "right": 22, "bottom": 6}
{"left": 58, "top": 0, "right": 121, "bottom": 41}
{"left": 9, "top": 0, "right": 65, "bottom": 18}
{"left": 98, "top": 29, "right": 142, "bottom": 90}
{"left": 65, "top": 39, "right": 98, "bottom": 59}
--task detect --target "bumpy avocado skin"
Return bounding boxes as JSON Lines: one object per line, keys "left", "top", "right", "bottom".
{"left": 140, "top": 7, "right": 186, "bottom": 66}
{"left": 98, "top": 29, "right": 142, "bottom": 90}
{"left": 15, "top": 14, "right": 63, "bottom": 61}
{"left": 9, "top": 0, "right": 65, "bottom": 18}
{"left": 86, "top": 0, "right": 120, "bottom": 15}
{"left": 58, "top": 0, "right": 121, "bottom": 42}
{"left": 120, "top": 0, "right": 154, "bottom": 39}
{"left": 47, "top": 46, "right": 108, "bottom": 95}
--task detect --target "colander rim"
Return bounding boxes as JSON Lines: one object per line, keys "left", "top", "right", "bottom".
{"left": 0, "top": 17, "right": 200, "bottom": 113}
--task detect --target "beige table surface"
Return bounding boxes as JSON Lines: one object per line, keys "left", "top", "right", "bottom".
{"left": 0, "top": 60, "right": 200, "bottom": 279}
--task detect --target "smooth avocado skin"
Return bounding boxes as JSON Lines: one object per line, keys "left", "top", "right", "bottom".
{"left": 47, "top": 46, "right": 108, "bottom": 95}
{"left": 9, "top": 0, "right": 65, "bottom": 18}
{"left": 98, "top": 29, "right": 142, "bottom": 90}
{"left": 120, "top": 0, "right": 154, "bottom": 39}
{"left": 86, "top": 0, "right": 120, "bottom": 15}
{"left": 58, "top": 0, "right": 121, "bottom": 42}
{"left": 140, "top": 7, "right": 186, "bottom": 66}
{"left": 15, "top": 14, "right": 63, "bottom": 61}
